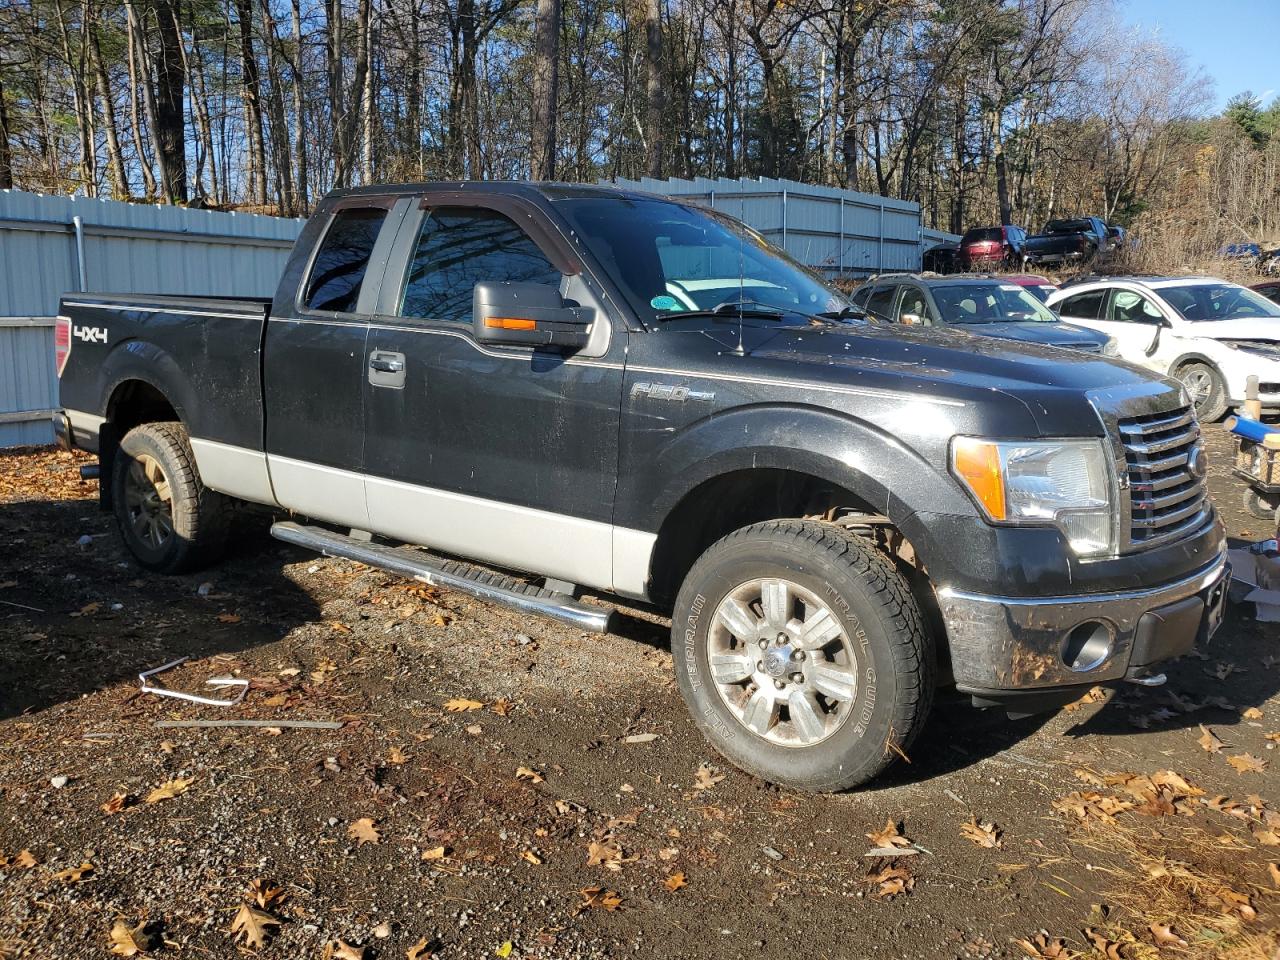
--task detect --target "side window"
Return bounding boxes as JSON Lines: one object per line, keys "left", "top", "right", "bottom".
{"left": 865, "top": 285, "right": 896, "bottom": 320}
{"left": 896, "top": 286, "right": 929, "bottom": 324}
{"left": 1109, "top": 290, "right": 1163, "bottom": 324}
{"left": 304, "top": 207, "right": 389, "bottom": 313}
{"left": 850, "top": 286, "right": 873, "bottom": 309}
{"left": 400, "top": 206, "right": 562, "bottom": 323}
{"left": 1057, "top": 290, "right": 1105, "bottom": 321}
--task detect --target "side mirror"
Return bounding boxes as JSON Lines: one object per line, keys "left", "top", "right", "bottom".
{"left": 900, "top": 312, "right": 922, "bottom": 325}
{"left": 472, "top": 281, "right": 593, "bottom": 350}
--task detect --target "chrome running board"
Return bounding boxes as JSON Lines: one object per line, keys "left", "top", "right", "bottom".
{"left": 271, "top": 521, "right": 613, "bottom": 634}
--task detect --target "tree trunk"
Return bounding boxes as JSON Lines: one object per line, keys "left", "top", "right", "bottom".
{"left": 643, "top": 0, "right": 663, "bottom": 177}
{"left": 234, "top": 0, "right": 267, "bottom": 204}
{"left": 359, "top": 0, "right": 375, "bottom": 184}
{"left": 260, "top": 0, "right": 296, "bottom": 213}
{"left": 89, "top": 26, "right": 130, "bottom": 199}
{"left": 124, "top": 7, "right": 159, "bottom": 198}
{"left": 290, "top": 0, "right": 309, "bottom": 209}
{"left": 989, "top": 107, "right": 1011, "bottom": 224}
{"left": 52, "top": 0, "right": 97, "bottom": 195}
{"left": 0, "top": 75, "right": 12, "bottom": 190}
{"left": 530, "top": 0, "right": 560, "bottom": 180}
{"left": 177, "top": 0, "right": 219, "bottom": 203}
{"left": 153, "top": 0, "right": 188, "bottom": 202}
{"left": 126, "top": 1, "right": 172, "bottom": 199}
{"left": 326, "top": 0, "right": 348, "bottom": 188}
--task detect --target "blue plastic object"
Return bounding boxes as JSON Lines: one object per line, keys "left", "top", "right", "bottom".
{"left": 1228, "top": 416, "right": 1278, "bottom": 443}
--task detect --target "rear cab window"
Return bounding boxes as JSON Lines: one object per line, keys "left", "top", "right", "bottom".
{"left": 303, "top": 206, "right": 391, "bottom": 313}
{"left": 399, "top": 207, "right": 562, "bottom": 323}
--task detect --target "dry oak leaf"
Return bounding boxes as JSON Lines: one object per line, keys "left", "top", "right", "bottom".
{"left": 693, "top": 763, "right": 725, "bottom": 791}
{"left": 323, "top": 940, "right": 366, "bottom": 960}
{"left": 865, "top": 819, "right": 913, "bottom": 849}
{"left": 443, "top": 697, "right": 485, "bottom": 712}
{"left": 1215, "top": 887, "right": 1257, "bottom": 921}
{"left": 420, "top": 846, "right": 450, "bottom": 861}
{"left": 1014, "top": 932, "right": 1079, "bottom": 959}
{"left": 348, "top": 818, "right": 380, "bottom": 845}
{"left": 145, "top": 777, "right": 193, "bottom": 803}
{"left": 586, "top": 839, "right": 627, "bottom": 871}
{"left": 108, "top": 919, "right": 155, "bottom": 957}
{"left": 960, "top": 816, "right": 1003, "bottom": 849}
{"left": 576, "top": 887, "right": 623, "bottom": 913}
{"left": 248, "top": 878, "right": 285, "bottom": 910}
{"left": 387, "top": 746, "right": 409, "bottom": 765}
{"left": 1269, "top": 862, "right": 1280, "bottom": 888}
{"left": 406, "top": 938, "right": 437, "bottom": 960}
{"left": 663, "top": 872, "right": 687, "bottom": 891}
{"left": 1243, "top": 706, "right": 1264, "bottom": 720}
{"left": 229, "top": 903, "right": 281, "bottom": 950}
{"left": 1227, "top": 753, "right": 1268, "bottom": 774}
{"left": 1147, "top": 923, "right": 1187, "bottom": 948}
{"left": 1198, "top": 724, "right": 1226, "bottom": 753}
{"left": 55, "top": 861, "right": 94, "bottom": 884}
{"left": 101, "top": 792, "right": 134, "bottom": 816}
{"left": 515, "top": 766, "right": 544, "bottom": 784}
{"left": 491, "top": 698, "right": 514, "bottom": 717}
{"left": 12, "top": 850, "right": 37, "bottom": 869}
{"left": 520, "top": 850, "right": 542, "bottom": 865}
{"left": 867, "top": 864, "right": 913, "bottom": 899}
{"left": 1082, "top": 928, "right": 1124, "bottom": 960}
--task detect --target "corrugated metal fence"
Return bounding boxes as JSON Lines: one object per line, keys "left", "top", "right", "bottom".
{"left": 607, "top": 176, "right": 960, "bottom": 279}
{"left": 0, "top": 189, "right": 303, "bottom": 447}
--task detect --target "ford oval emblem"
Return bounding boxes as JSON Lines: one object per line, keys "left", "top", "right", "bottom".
{"left": 1187, "top": 445, "right": 1207, "bottom": 481}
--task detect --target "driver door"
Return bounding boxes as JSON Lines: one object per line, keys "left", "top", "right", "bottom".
{"left": 1096, "top": 289, "right": 1166, "bottom": 367}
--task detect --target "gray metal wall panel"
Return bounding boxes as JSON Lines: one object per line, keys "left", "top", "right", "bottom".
{"left": 0, "top": 189, "right": 304, "bottom": 448}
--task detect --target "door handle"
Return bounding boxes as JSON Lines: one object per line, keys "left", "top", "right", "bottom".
{"left": 369, "top": 355, "right": 404, "bottom": 373}
{"left": 368, "top": 350, "right": 407, "bottom": 388}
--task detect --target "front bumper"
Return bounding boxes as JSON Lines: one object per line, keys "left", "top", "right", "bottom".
{"left": 938, "top": 549, "right": 1229, "bottom": 695}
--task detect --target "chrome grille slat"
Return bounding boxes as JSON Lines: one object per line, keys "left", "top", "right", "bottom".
{"left": 1118, "top": 403, "right": 1208, "bottom": 548}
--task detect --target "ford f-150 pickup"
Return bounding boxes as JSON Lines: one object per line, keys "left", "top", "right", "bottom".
{"left": 53, "top": 181, "right": 1229, "bottom": 792}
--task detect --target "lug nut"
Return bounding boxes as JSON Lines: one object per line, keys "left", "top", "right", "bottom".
{"left": 793, "top": 650, "right": 805, "bottom": 661}
{"left": 758, "top": 639, "right": 768, "bottom": 650}
{"left": 790, "top": 673, "right": 804, "bottom": 683}
{"left": 773, "top": 679, "right": 786, "bottom": 690}
{"left": 757, "top": 660, "right": 764, "bottom": 670}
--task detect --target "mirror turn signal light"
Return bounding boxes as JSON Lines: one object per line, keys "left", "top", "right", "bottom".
{"left": 951, "top": 437, "right": 1007, "bottom": 520}
{"left": 484, "top": 317, "right": 537, "bottom": 330}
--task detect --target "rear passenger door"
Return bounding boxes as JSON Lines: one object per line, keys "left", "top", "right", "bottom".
{"left": 361, "top": 198, "right": 626, "bottom": 590}
{"left": 264, "top": 197, "right": 406, "bottom": 530}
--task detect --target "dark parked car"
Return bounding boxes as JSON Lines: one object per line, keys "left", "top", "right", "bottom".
{"left": 1000, "top": 273, "right": 1058, "bottom": 303}
{"left": 958, "top": 225, "right": 1027, "bottom": 269}
{"left": 55, "top": 181, "right": 1225, "bottom": 792}
{"left": 851, "top": 273, "right": 1114, "bottom": 353}
{"left": 1024, "top": 216, "right": 1111, "bottom": 267}
{"left": 1254, "top": 280, "right": 1280, "bottom": 304}
{"left": 922, "top": 241, "right": 960, "bottom": 274}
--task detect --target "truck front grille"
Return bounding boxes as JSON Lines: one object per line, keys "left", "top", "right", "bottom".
{"left": 1118, "top": 405, "right": 1208, "bottom": 548}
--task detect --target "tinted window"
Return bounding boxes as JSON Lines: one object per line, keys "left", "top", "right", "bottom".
{"left": 931, "top": 283, "right": 1055, "bottom": 324}
{"left": 1160, "top": 283, "right": 1280, "bottom": 321}
{"left": 850, "top": 286, "right": 873, "bottom": 309}
{"left": 304, "top": 207, "right": 389, "bottom": 312}
{"left": 1108, "top": 290, "right": 1164, "bottom": 323}
{"left": 1044, "top": 219, "right": 1093, "bottom": 234}
{"left": 1057, "top": 290, "right": 1105, "bottom": 320}
{"left": 865, "top": 285, "right": 897, "bottom": 320}
{"left": 400, "top": 207, "right": 562, "bottom": 322}
{"left": 962, "top": 228, "right": 1002, "bottom": 243}
{"left": 896, "top": 286, "right": 929, "bottom": 323}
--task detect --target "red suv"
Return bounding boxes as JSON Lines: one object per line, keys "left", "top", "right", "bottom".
{"left": 958, "top": 225, "right": 1027, "bottom": 269}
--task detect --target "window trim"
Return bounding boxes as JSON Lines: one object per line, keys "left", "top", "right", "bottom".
{"left": 296, "top": 198, "right": 401, "bottom": 318}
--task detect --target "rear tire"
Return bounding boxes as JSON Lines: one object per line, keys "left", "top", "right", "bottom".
{"left": 671, "top": 520, "right": 934, "bottom": 792}
{"left": 1176, "top": 361, "right": 1228, "bottom": 422}
{"left": 112, "top": 421, "right": 230, "bottom": 573}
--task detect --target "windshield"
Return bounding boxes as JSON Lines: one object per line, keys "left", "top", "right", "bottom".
{"left": 931, "top": 283, "right": 1059, "bottom": 324}
{"left": 1160, "top": 284, "right": 1280, "bottom": 321}
{"left": 962, "top": 228, "right": 1001, "bottom": 243}
{"left": 555, "top": 197, "right": 852, "bottom": 325}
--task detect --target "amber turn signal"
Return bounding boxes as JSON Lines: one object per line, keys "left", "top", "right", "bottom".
{"left": 484, "top": 317, "right": 537, "bottom": 330}
{"left": 951, "top": 437, "right": 1006, "bottom": 521}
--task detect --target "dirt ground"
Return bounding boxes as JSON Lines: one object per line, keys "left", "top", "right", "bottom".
{"left": 1, "top": 428, "right": 1278, "bottom": 960}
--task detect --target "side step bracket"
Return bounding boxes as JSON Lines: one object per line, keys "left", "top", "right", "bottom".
{"left": 270, "top": 521, "right": 613, "bottom": 634}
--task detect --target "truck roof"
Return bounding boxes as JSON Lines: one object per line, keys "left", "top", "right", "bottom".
{"left": 323, "top": 180, "right": 668, "bottom": 205}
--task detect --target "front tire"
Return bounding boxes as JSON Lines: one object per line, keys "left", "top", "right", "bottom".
{"left": 1176, "top": 361, "right": 1228, "bottom": 421}
{"left": 671, "top": 520, "right": 934, "bottom": 792}
{"left": 112, "top": 421, "right": 230, "bottom": 573}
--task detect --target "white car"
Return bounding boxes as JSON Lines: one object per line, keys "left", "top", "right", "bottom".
{"left": 1046, "top": 276, "right": 1280, "bottom": 420}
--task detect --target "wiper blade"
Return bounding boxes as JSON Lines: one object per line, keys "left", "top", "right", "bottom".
{"left": 656, "top": 299, "right": 788, "bottom": 321}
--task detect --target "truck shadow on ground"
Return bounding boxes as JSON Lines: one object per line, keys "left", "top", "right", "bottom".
{"left": 0, "top": 499, "right": 320, "bottom": 722}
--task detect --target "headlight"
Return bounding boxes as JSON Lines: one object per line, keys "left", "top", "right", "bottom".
{"left": 1102, "top": 337, "right": 1119, "bottom": 357}
{"left": 951, "top": 437, "right": 1114, "bottom": 557}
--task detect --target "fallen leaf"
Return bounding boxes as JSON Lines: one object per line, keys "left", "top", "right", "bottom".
{"left": 323, "top": 940, "right": 365, "bottom": 960}
{"left": 515, "top": 766, "right": 544, "bottom": 784}
{"left": 101, "top": 792, "right": 133, "bottom": 815}
{"left": 520, "top": 850, "right": 542, "bottom": 865}
{"left": 865, "top": 819, "right": 913, "bottom": 849}
{"left": 587, "top": 839, "right": 627, "bottom": 871}
{"left": 1014, "top": 932, "right": 1078, "bottom": 958}
{"left": 1269, "top": 862, "right": 1280, "bottom": 888}
{"left": 1148, "top": 923, "right": 1187, "bottom": 948}
{"left": 55, "top": 861, "right": 94, "bottom": 883}
{"left": 663, "top": 871, "right": 687, "bottom": 891}
{"left": 960, "top": 816, "right": 1002, "bottom": 848}
{"left": 443, "top": 697, "right": 485, "bottom": 712}
{"left": 1198, "top": 724, "right": 1226, "bottom": 753}
{"left": 1244, "top": 707, "right": 1264, "bottom": 720}
{"left": 12, "top": 850, "right": 37, "bottom": 868}
{"left": 491, "top": 698, "right": 513, "bottom": 716}
{"left": 421, "top": 846, "right": 450, "bottom": 861}
{"left": 108, "top": 919, "right": 155, "bottom": 957}
{"left": 145, "top": 777, "right": 193, "bottom": 803}
{"left": 387, "top": 746, "right": 409, "bottom": 765}
{"left": 248, "top": 878, "right": 285, "bottom": 910}
{"left": 623, "top": 733, "right": 659, "bottom": 743}
{"left": 406, "top": 937, "right": 436, "bottom": 960}
{"left": 1227, "top": 753, "right": 1268, "bottom": 774}
{"left": 867, "top": 863, "right": 914, "bottom": 899}
{"left": 495, "top": 943, "right": 513, "bottom": 959}
{"left": 230, "top": 903, "right": 281, "bottom": 950}
{"left": 217, "top": 612, "right": 242, "bottom": 623}
{"left": 1082, "top": 928, "right": 1123, "bottom": 960}
{"left": 576, "top": 887, "right": 623, "bottom": 913}
{"left": 693, "top": 763, "right": 725, "bottom": 791}
{"left": 348, "top": 818, "right": 380, "bottom": 845}
{"left": 1253, "top": 825, "right": 1280, "bottom": 846}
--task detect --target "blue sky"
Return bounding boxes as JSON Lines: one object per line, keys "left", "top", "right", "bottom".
{"left": 1119, "top": 0, "right": 1278, "bottom": 112}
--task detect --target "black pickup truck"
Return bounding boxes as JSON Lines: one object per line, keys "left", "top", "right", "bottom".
{"left": 1023, "top": 216, "right": 1113, "bottom": 267}
{"left": 54, "top": 182, "right": 1228, "bottom": 791}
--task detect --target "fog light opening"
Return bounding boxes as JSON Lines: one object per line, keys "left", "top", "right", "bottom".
{"left": 1061, "top": 621, "right": 1114, "bottom": 673}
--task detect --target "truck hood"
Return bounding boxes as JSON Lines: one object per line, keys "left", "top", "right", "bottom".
{"left": 949, "top": 320, "right": 1107, "bottom": 351}
{"left": 743, "top": 320, "right": 1179, "bottom": 436}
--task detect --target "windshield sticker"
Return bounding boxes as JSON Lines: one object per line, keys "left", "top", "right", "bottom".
{"left": 1000, "top": 285, "right": 1021, "bottom": 292}
{"left": 651, "top": 295, "right": 682, "bottom": 311}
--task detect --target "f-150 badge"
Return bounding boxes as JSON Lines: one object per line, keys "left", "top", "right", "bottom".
{"left": 630, "top": 382, "right": 714, "bottom": 403}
